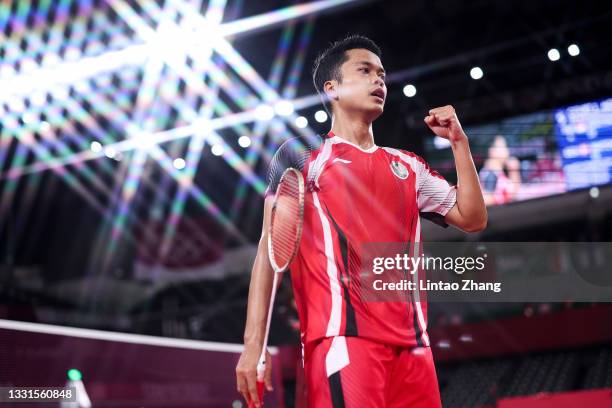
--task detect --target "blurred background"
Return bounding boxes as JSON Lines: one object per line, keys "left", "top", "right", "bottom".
{"left": 1, "top": 0, "right": 612, "bottom": 407}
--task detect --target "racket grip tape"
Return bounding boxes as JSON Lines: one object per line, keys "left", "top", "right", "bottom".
{"left": 247, "top": 380, "right": 265, "bottom": 408}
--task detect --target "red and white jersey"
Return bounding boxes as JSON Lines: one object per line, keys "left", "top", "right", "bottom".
{"left": 266, "top": 132, "right": 457, "bottom": 349}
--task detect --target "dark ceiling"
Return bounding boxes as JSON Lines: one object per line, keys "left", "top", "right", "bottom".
{"left": 234, "top": 0, "right": 612, "bottom": 147}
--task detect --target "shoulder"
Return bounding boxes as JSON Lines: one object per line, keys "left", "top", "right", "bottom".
{"left": 269, "top": 135, "right": 326, "bottom": 176}
{"left": 274, "top": 135, "right": 324, "bottom": 158}
{"left": 274, "top": 136, "right": 305, "bottom": 156}
{"left": 380, "top": 146, "right": 427, "bottom": 167}
{"left": 381, "top": 147, "right": 446, "bottom": 182}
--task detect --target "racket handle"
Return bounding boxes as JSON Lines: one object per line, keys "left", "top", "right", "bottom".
{"left": 247, "top": 380, "right": 265, "bottom": 408}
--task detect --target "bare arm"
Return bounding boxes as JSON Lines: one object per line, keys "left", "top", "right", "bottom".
{"left": 243, "top": 196, "right": 275, "bottom": 348}
{"left": 236, "top": 196, "right": 275, "bottom": 408}
{"left": 445, "top": 137, "right": 488, "bottom": 232}
{"left": 425, "top": 105, "right": 487, "bottom": 232}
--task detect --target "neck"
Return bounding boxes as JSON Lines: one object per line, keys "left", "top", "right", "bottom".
{"left": 330, "top": 111, "right": 375, "bottom": 149}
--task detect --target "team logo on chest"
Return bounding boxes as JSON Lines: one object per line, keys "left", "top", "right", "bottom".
{"left": 390, "top": 160, "right": 409, "bottom": 180}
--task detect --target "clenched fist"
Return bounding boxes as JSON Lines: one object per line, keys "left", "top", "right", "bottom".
{"left": 424, "top": 105, "right": 467, "bottom": 144}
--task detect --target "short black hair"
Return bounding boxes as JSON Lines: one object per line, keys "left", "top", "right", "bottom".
{"left": 312, "top": 34, "right": 382, "bottom": 115}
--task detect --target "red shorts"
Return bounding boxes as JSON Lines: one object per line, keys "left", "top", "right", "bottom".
{"left": 303, "top": 336, "right": 442, "bottom": 408}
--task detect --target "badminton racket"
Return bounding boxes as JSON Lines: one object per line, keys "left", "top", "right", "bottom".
{"left": 249, "top": 167, "right": 305, "bottom": 407}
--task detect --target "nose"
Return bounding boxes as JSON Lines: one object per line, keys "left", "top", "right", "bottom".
{"left": 373, "top": 75, "right": 385, "bottom": 87}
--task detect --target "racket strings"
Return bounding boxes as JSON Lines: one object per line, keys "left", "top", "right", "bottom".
{"left": 270, "top": 171, "right": 303, "bottom": 270}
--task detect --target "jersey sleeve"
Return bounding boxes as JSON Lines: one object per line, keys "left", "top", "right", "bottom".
{"left": 414, "top": 155, "right": 457, "bottom": 227}
{"left": 265, "top": 137, "right": 309, "bottom": 197}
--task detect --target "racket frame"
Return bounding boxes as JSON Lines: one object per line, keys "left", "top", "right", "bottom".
{"left": 267, "top": 167, "right": 305, "bottom": 273}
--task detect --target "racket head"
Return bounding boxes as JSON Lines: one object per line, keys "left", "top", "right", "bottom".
{"left": 268, "top": 167, "right": 305, "bottom": 273}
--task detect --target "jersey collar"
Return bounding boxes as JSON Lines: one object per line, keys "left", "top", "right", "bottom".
{"left": 326, "top": 131, "right": 379, "bottom": 153}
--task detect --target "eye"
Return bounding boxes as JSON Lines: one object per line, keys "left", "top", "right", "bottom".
{"left": 359, "top": 67, "right": 369, "bottom": 73}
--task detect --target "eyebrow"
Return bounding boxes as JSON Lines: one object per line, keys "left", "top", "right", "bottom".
{"left": 355, "top": 61, "right": 386, "bottom": 75}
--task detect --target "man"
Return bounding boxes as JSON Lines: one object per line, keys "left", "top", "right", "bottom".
{"left": 236, "top": 35, "right": 487, "bottom": 408}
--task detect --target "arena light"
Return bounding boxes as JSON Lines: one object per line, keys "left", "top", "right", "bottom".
{"left": 106, "top": 84, "right": 169, "bottom": 259}
{"left": 164, "top": 0, "right": 322, "bottom": 151}
{"left": 90, "top": 141, "right": 102, "bottom": 153}
{"left": 255, "top": 104, "right": 275, "bottom": 121}
{"left": 211, "top": 144, "right": 224, "bottom": 156}
{"left": 5, "top": 110, "right": 262, "bottom": 179}
{"left": 403, "top": 84, "right": 417, "bottom": 97}
{"left": 0, "top": 0, "right": 355, "bottom": 108}
{"left": 67, "top": 369, "right": 83, "bottom": 382}
{"left": 39, "top": 121, "right": 51, "bottom": 135}
{"left": 1, "top": 87, "right": 228, "bottom": 255}
{"left": 218, "top": 0, "right": 358, "bottom": 37}
{"left": 230, "top": 19, "right": 316, "bottom": 219}
{"left": 10, "top": 0, "right": 330, "bottom": 175}
{"left": 315, "top": 110, "right": 328, "bottom": 123}
{"left": 1, "top": 0, "right": 364, "bottom": 249}
{"left": 102, "top": 31, "right": 169, "bottom": 262}
{"left": 173, "top": 158, "right": 186, "bottom": 169}
{"left": 470, "top": 66, "right": 484, "bottom": 80}
{"left": 568, "top": 43, "right": 580, "bottom": 57}
{"left": 21, "top": 112, "right": 37, "bottom": 125}
{"left": 30, "top": 92, "right": 47, "bottom": 107}
{"left": 274, "top": 100, "right": 295, "bottom": 116}
{"left": 0, "top": 115, "right": 106, "bottom": 218}
{"left": 547, "top": 48, "right": 561, "bottom": 62}
{"left": 87, "top": 1, "right": 260, "bottom": 249}
{"left": 0, "top": 45, "right": 149, "bottom": 104}
{"left": 0, "top": 95, "right": 140, "bottom": 230}
{"left": 104, "top": 146, "right": 117, "bottom": 159}
{"left": 65, "top": 89, "right": 214, "bottom": 254}
{"left": 238, "top": 136, "right": 252, "bottom": 148}
{"left": 295, "top": 116, "right": 309, "bottom": 128}
{"left": 81, "top": 77, "right": 252, "bottom": 245}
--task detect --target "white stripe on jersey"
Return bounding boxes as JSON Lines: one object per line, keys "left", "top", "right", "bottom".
{"left": 312, "top": 190, "right": 343, "bottom": 337}
{"left": 325, "top": 336, "right": 350, "bottom": 377}
{"left": 412, "top": 217, "right": 430, "bottom": 346}
{"left": 308, "top": 137, "right": 333, "bottom": 189}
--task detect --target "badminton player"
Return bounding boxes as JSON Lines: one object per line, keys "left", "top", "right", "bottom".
{"left": 237, "top": 35, "right": 487, "bottom": 408}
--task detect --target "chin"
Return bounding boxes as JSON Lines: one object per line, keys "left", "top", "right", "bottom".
{"left": 366, "top": 104, "right": 384, "bottom": 120}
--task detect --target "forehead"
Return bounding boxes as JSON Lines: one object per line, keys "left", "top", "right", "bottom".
{"left": 342, "top": 48, "right": 384, "bottom": 70}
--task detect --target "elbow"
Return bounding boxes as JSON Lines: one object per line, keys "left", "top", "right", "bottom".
{"left": 463, "top": 213, "right": 488, "bottom": 233}
{"left": 466, "top": 220, "right": 487, "bottom": 233}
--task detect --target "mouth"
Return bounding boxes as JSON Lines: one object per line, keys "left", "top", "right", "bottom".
{"left": 370, "top": 88, "right": 385, "bottom": 102}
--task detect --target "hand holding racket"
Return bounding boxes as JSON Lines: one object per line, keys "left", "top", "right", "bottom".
{"left": 248, "top": 168, "right": 305, "bottom": 408}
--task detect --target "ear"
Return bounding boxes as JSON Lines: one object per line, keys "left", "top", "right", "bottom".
{"left": 323, "top": 80, "right": 338, "bottom": 101}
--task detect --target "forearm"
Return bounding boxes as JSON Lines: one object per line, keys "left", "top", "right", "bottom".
{"left": 451, "top": 137, "right": 487, "bottom": 228}
{"left": 243, "top": 242, "right": 274, "bottom": 347}
{"left": 425, "top": 105, "right": 487, "bottom": 231}
{"left": 243, "top": 197, "right": 275, "bottom": 348}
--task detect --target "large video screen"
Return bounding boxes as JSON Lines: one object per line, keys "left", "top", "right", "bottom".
{"left": 554, "top": 98, "right": 612, "bottom": 190}
{"left": 424, "top": 97, "right": 612, "bottom": 206}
